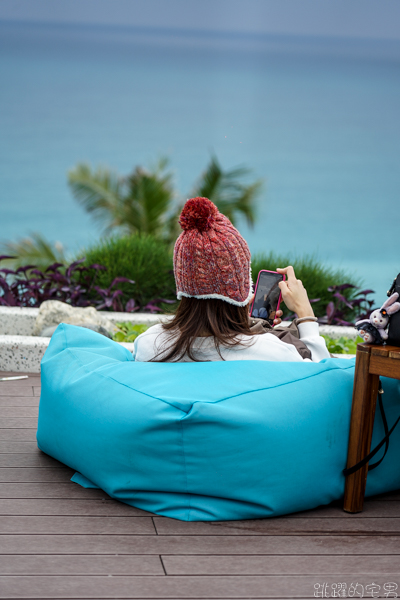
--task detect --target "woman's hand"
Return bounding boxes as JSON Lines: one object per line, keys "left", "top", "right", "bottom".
{"left": 276, "top": 266, "right": 315, "bottom": 319}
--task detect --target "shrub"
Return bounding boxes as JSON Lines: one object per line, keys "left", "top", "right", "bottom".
{"left": 0, "top": 257, "right": 117, "bottom": 308}
{"left": 322, "top": 335, "right": 363, "bottom": 354}
{"left": 251, "top": 252, "right": 361, "bottom": 319}
{"left": 80, "top": 235, "right": 176, "bottom": 309}
{"left": 113, "top": 322, "right": 149, "bottom": 343}
{"left": 317, "top": 284, "right": 375, "bottom": 326}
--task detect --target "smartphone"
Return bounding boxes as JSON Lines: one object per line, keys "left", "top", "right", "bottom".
{"left": 250, "top": 270, "right": 285, "bottom": 325}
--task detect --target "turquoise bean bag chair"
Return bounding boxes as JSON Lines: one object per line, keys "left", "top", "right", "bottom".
{"left": 37, "top": 324, "right": 400, "bottom": 521}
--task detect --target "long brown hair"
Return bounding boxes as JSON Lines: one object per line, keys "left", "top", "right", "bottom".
{"left": 152, "top": 296, "right": 253, "bottom": 362}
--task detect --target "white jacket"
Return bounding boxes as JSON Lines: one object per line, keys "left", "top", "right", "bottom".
{"left": 132, "top": 322, "right": 330, "bottom": 363}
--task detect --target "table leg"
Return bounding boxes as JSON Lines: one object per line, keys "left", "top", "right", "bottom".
{"left": 343, "top": 346, "right": 379, "bottom": 513}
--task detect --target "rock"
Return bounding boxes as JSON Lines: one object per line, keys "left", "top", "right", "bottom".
{"left": 40, "top": 323, "right": 112, "bottom": 339}
{"left": 33, "top": 300, "right": 116, "bottom": 337}
{"left": 39, "top": 325, "right": 60, "bottom": 338}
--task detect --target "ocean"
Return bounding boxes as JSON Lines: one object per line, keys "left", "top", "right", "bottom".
{"left": 1, "top": 21, "right": 399, "bottom": 300}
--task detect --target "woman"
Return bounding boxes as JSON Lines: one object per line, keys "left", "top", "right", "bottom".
{"left": 133, "top": 197, "right": 330, "bottom": 363}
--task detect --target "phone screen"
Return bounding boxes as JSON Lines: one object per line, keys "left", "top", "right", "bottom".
{"left": 250, "top": 270, "right": 284, "bottom": 324}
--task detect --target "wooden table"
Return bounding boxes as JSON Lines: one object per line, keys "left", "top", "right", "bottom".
{"left": 344, "top": 343, "right": 400, "bottom": 513}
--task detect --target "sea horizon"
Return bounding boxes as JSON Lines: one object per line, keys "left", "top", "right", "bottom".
{"left": 1, "top": 20, "right": 399, "bottom": 299}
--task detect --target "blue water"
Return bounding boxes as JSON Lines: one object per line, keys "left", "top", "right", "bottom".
{"left": 1, "top": 21, "right": 400, "bottom": 300}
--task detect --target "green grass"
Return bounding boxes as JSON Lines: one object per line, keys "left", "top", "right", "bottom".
{"left": 80, "top": 234, "right": 176, "bottom": 309}
{"left": 113, "top": 322, "right": 149, "bottom": 343}
{"left": 322, "top": 335, "right": 363, "bottom": 354}
{"left": 251, "top": 252, "right": 360, "bottom": 318}
{"left": 111, "top": 324, "right": 361, "bottom": 354}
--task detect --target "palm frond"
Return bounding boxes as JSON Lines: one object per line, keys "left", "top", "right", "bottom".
{"left": 194, "top": 156, "right": 222, "bottom": 200}
{"left": 124, "top": 159, "right": 174, "bottom": 236}
{"left": 68, "top": 163, "right": 125, "bottom": 232}
{"left": 67, "top": 155, "right": 262, "bottom": 241}
{"left": 0, "top": 233, "right": 67, "bottom": 271}
{"left": 191, "top": 155, "right": 262, "bottom": 227}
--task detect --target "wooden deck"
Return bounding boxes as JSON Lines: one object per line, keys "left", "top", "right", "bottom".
{"left": 1, "top": 371, "right": 399, "bottom": 599}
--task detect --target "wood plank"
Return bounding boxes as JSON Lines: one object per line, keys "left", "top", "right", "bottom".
{"left": 162, "top": 554, "right": 400, "bottom": 575}
{"left": 33, "top": 386, "right": 41, "bottom": 396}
{"left": 0, "top": 385, "right": 34, "bottom": 396}
{"left": 0, "top": 429, "right": 37, "bottom": 441}
{"left": 0, "top": 498, "right": 397, "bottom": 517}
{"left": 0, "top": 483, "right": 110, "bottom": 499}
{"left": 370, "top": 346, "right": 392, "bottom": 356}
{"left": 2, "top": 575, "right": 400, "bottom": 599}
{"left": 293, "top": 499, "right": 400, "bottom": 517}
{"left": 370, "top": 354, "right": 400, "bottom": 378}
{"left": 0, "top": 467, "right": 74, "bottom": 482}
{"left": 369, "top": 489, "right": 400, "bottom": 501}
{"left": 154, "top": 516, "right": 400, "bottom": 536}
{"left": 0, "top": 378, "right": 40, "bottom": 387}
{"left": 0, "top": 498, "right": 151, "bottom": 516}
{"left": 1, "top": 554, "right": 164, "bottom": 575}
{"left": 0, "top": 419, "right": 37, "bottom": 429}
{"left": 371, "top": 345, "right": 400, "bottom": 357}
{"left": 1, "top": 534, "right": 399, "bottom": 555}
{"left": 0, "top": 452, "right": 62, "bottom": 467}
{"left": 356, "top": 343, "right": 372, "bottom": 354}
{"left": 1, "top": 407, "right": 38, "bottom": 417}
{"left": 0, "top": 371, "right": 39, "bottom": 378}
{"left": 0, "top": 441, "right": 38, "bottom": 452}
{"left": 7, "top": 483, "right": 397, "bottom": 515}
{"left": 0, "top": 515, "right": 156, "bottom": 534}
{"left": 0, "top": 397, "right": 39, "bottom": 406}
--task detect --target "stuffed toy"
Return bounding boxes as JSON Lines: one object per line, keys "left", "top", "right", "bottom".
{"left": 356, "top": 292, "right": 400, "bottom": 344}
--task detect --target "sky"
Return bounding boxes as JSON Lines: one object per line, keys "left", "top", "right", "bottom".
{"left": 0, "top": 0, "right": 400, "bottom": 41}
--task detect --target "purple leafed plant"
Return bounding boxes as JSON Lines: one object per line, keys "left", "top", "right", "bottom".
{"left": 141, "top": 298, "right": 176, "bottom": 313}
{"left": 317, "top": 284, "right": 376, "bottom": 326}
{"left": 0, "top": 257, "right": 108, "bottom": 308}
{"left": 125, "top": 297, "right": 176, "bottom": 314}
{"left": 94, "top": 277, "right": 135, "bottom": 312}
{"left": 0, "top": 256, "right": 175, "bottom": 313}
{"left": 282, "top": 284, "right": 377, "bottom": 326}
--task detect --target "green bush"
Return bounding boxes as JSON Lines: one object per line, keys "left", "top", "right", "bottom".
{"left": 80, "top": 235, "right": 176, "bottom": 309}
{"left": 322, "top": 335, "right": 363, "bottom": 354}
{"left": 79, "top": 238, "right": 361, "bottom": 318}
{"left": 113, "top": 322, "right": 149, "bottom": 343}
{"left": 251, "top": 252, "right": 360, "bottom": 318}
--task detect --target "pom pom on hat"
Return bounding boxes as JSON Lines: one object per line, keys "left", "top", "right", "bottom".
{"left": 179, "top": 197, "right": 218, "bottom": 232}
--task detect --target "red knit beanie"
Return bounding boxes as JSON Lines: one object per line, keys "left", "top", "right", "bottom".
{"left": 174, "top": 197, "right": 252, "bottom": 306}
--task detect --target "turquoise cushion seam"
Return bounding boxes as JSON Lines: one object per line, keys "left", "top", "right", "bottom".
{"left": 60, "top": 324, "right": 354, "bottom": 414}
{"left": 181, "top": 362, "right": 355, "bottom": 413}
{"left": 64, "top": 346, "right": 190, "bottom": 413}
{"left": 178, "top": 414, "right": 191, "bottom": 521}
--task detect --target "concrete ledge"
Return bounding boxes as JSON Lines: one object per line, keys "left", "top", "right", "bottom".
{"left": 0, "top": 335, "right": 135, "bottom": 374}
{"left": 0, "top": 306, "right": 358, "bottom": 338}
{"left": 0, "top": 307, "right": 170, "bottom": 372}
{"left": 0, "top": 306, "right": 170, "bottom": 336}
{"left": 0, "top": 306, "right": 359, "bottom": 373}
{"left": 318, "top": 325, "right": 358, "bottom": 340}
{"left": 0, "top": 307, "right": 40, "bottom": 336}
{"left": 0, "top": 335, "right": 49, "bottom": 373}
